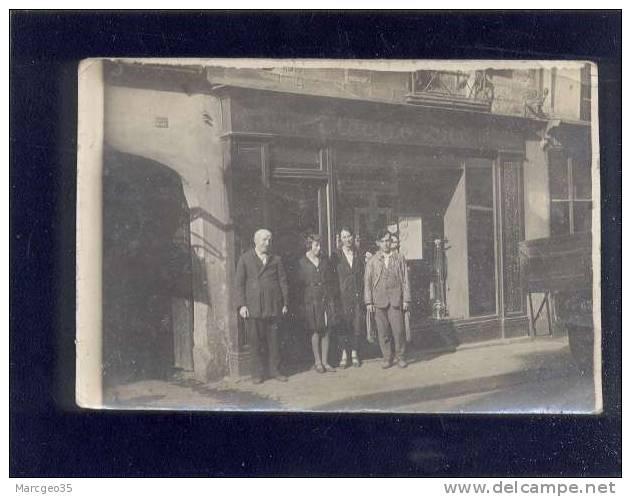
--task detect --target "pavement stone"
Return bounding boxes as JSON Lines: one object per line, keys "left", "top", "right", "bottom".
{"left": 105, "top": 336, "right": 597, "bottom": 413}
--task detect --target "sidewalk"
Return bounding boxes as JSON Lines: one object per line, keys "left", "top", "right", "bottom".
{"left": 105, "top": 336, "right": 596, "bottom": 413}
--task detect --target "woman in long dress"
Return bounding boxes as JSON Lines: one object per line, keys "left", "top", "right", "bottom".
{"left": 297, "top": 233, "right": 337, "bottom": 373}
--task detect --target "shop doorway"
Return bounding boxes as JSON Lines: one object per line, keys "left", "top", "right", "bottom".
{"left": 267, "top": 178, "right": 330, "bottom": 370}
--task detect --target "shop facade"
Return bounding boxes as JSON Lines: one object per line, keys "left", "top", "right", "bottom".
{"left": 99, "top": 61, "right": 593, "bottom": 384}
{"left": 222, "top": 86, "right": 538, "bottom": 376}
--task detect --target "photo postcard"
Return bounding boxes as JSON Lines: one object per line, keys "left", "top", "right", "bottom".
{"left": 76, "top": 58, "right": 602, "bottom": 413}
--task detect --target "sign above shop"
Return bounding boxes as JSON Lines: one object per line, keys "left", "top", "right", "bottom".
{"left": 226, "top": 91, "right": 527, "bottom": 153}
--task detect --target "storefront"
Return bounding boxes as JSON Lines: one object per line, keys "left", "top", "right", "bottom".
{"left": 220, "top": 86, "right": 535, "bottom": 376}
{"left": 99, "top": 60, "right": 594, "bottom": 385}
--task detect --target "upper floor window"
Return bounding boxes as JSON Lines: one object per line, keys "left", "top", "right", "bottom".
{"left": 549, "top": 149, "right": 592, "bottom": 236}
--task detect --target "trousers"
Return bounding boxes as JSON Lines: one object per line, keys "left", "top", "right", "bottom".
{"left": 374, "top": 305, "right": 406, "bottom": 362}
{"left": 340, "top": 330, "right": 360, "bottom": 353}
{"left": 245, "top": 318, "right": 280, "bottom": 380}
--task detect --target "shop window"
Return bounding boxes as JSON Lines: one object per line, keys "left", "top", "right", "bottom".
{"left": 549, "top": 149, "right": 592, "bottom": 236}
{"left": 270, "top": 142, "right": 321, "bottom": 170}
{"left": 466, "top": 165, "right": 497, "bottom": 317}
{"left": 354, "top": 207, "right": 393, "bottom": 253}
{"left": 268, "top": 179, "right": 324, "bottom": 262}
{"left": 466, "top": 167, "right": 494, "bottom": 208}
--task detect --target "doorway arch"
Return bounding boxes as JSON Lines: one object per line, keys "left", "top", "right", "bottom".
{"left": 102, "top": 149, "right": 194, "bottom": 387}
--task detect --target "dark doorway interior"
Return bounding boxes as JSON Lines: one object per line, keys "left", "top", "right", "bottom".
{"left": 103, "top": 149, "right": 194, "bottom": 388}
{"left": 268, "top": 178, "right": 328, "bottom": 370}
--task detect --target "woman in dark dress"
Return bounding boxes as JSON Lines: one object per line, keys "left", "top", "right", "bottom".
{"left": 297, "top": 233, "right": 337, "bottom": 373}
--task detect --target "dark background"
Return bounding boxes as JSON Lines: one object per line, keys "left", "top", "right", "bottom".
{"left": 10, "top": 11, "right": 622, "bottom": 476}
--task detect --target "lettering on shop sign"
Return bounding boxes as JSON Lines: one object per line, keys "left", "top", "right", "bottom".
{"left": 233, "top": 101, "right": 499, "bottom": 149}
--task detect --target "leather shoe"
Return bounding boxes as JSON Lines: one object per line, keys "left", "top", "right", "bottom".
{"left": 352, "top": 357, "right": 361, "bottom": 368}
{"left": 339, "top": 358, "right": 349, "bottom": 369}
{"left": 397, "top": 358, "right": 408, "bottom": 369}
{"left": 324, "top": 364, "right": 337, "bottom": 373}
{"left": 314, "top": 364, "right": 326, "bottom": 374}
{"left": 381, "top": 360, "right": 393, "bottom": 369}
{"left": 272, "top": 374, "right": 288, "bottom": 382}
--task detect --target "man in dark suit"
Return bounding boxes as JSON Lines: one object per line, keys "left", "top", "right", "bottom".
{"left": 331, "top": 226, "right": 365, "bottom": 368}
{"left": 364, "top": 228, "right": 411, "bottom": 369}
{"left": 235, "top": 229, "right": 289, "bottom": 384}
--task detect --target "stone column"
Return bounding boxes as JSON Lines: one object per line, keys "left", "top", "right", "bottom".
{"left": 497, "top": 153, "right": 530, "bottom": 339}
{"left": 189, "top": 215, "right": 214, "bottom": 382}
{"left": 221, "top": 138, "right": 253, "bottom": 379}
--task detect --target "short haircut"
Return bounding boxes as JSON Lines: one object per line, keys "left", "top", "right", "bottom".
{"left": 375, "top": 228, "right": 391, "bottom": 241}
{"left": 253, "top": 228, "right": 271, "bottom": 242}
{"left": 339, "top": 225, "right": 354, "bottom": 237}
{"left": 304, "top": 232, "right": 321, "bottom": 250}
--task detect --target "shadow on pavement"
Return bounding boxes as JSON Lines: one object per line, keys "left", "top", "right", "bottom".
{"left": 311, "top": 345, "right": 592, "bottom": 412}
{"left": 168, "top": 377, "right": 284, "bottom": 409}
{"left": 105, "top": 376, "right": 284, "bottom": 410}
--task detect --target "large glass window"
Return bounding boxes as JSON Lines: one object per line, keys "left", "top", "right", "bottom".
{"left": 267, "top": 178, "right": 326, "bottom": 270}
{"left": 466, "top": 165, "right": 497, "bottom": 317}
{"left": 549, "top": 149, "right": 592, "bottom": 236}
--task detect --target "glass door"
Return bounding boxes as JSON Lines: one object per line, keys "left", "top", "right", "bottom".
{"left": 267, "top": 177, "right": 330, "bottom": 369}
{"left": 267, "top": 178, "right": 328, "bottom": 277}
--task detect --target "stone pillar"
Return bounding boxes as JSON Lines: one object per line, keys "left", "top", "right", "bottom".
{"left": 221, "top": 138, "right": 253, "bottom": 379}
{"left": 226, "top": 227, "right": 253, "bottom": 379}
{"left": 185, "top": 188, "right": 232, "bottom": 382}
{"left": 188, "top": 216, "right": 214, "bottom": 381}
{"left": 76, "top": 60, "right": 104, "bottom": 407}
{"left": 497, "top": 153, "right": 529, "bottom": 339}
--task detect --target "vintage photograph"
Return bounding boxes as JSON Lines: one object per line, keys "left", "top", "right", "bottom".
{"left": 76, "top": 59, "right": 601, "bottom": 412}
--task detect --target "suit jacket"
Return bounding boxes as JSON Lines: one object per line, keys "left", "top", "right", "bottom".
{"left": 235, "top": 249, "right": 289, "bottom": 319}
{"left": 296, "top": 255, "right": 337, "bottom": 331}
{"left": 331, "top": 249, "right": 365, "bottom": 333}
{"left": 364, "top": 250, "right": 411, "bottom": 308}
{"left": 331, "top": 249, "right": 364, "bottom": 308}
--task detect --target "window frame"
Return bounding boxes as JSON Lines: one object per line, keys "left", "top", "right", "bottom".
{"left": 465, "top": 160, "right": 499, "bottom": 319}
{"left": 548, "top": 148, "right": 592, "bottom": 236}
